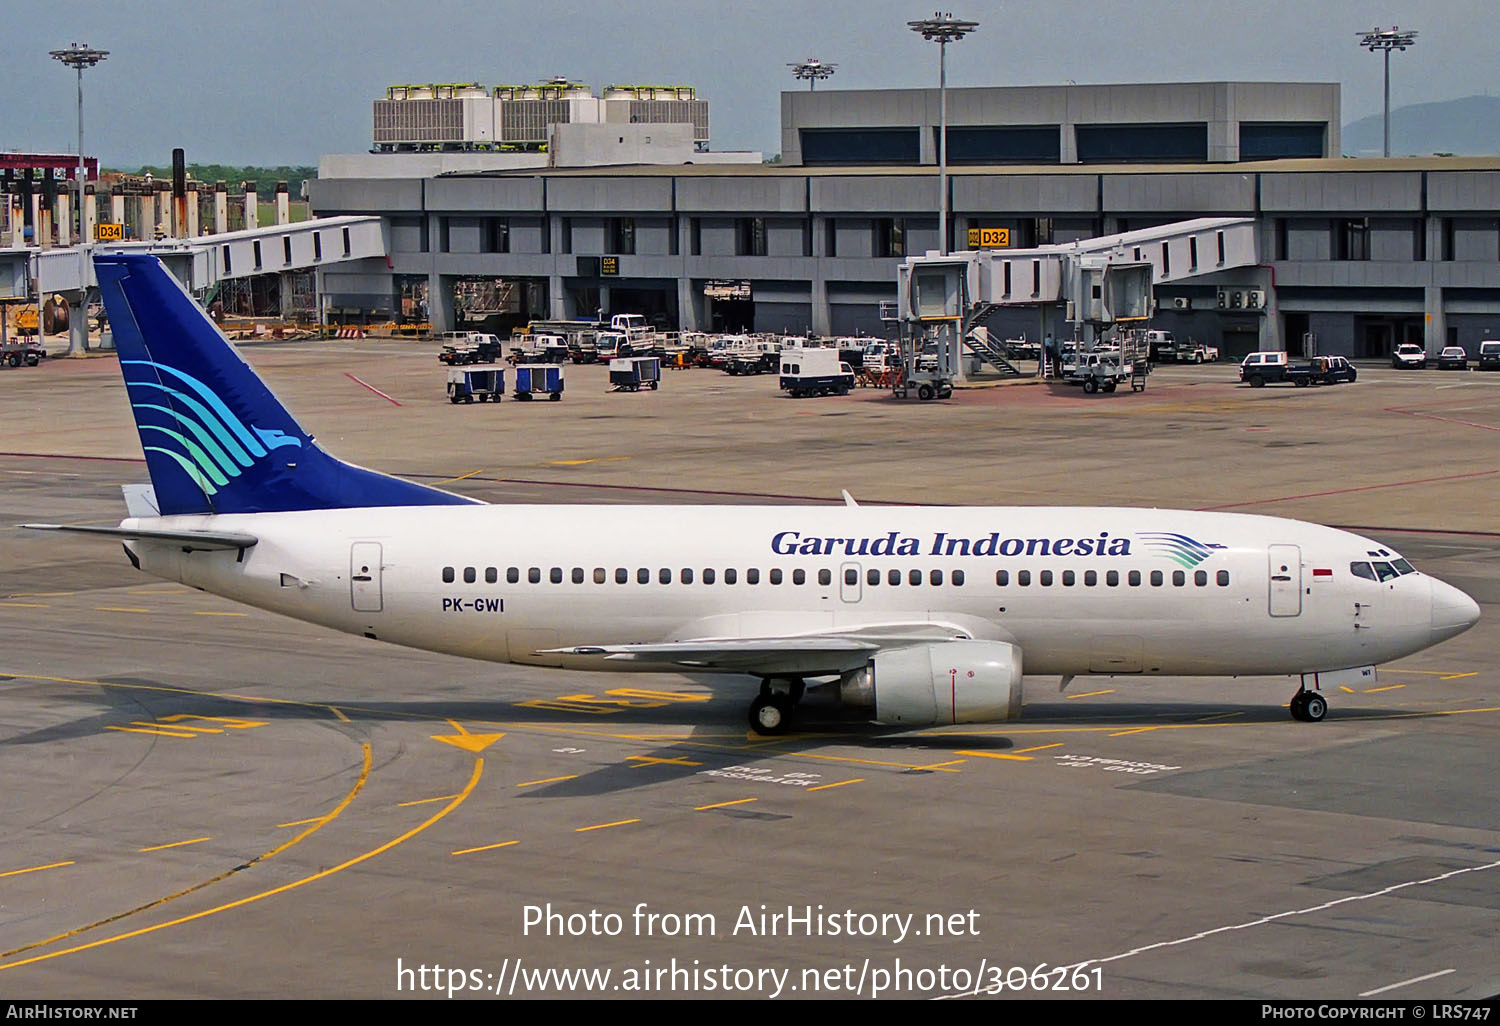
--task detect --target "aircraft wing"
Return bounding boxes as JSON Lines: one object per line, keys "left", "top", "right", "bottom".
{"left": 22, "top": 524, "right": 258, "bottom": 552}
{"left": 545, "top": 621, "right": 984, "bottom": 676}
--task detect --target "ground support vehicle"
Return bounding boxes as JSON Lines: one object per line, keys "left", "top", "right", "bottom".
{"left": 1479, "top": 341, "right": 1500, "bottom": 370}
{"left": 437, "top": 332, "right": 501, "bottom": 365}
{"left": 509, "top": 336, "right": 569, "bottom": 365}
{"left": 446, "top": 367, "right": 505, "bottom": 403}
{"left": 513, "top": 364, "right": 564, "bottom": 401}
{"left": 780, "top": 348, "right": 855, "bottom": 398}
{"left": 1239, "top": 351, "right": 1291, "bottom": 386}
{"left": 1285, "top": 356, "right": 1357, "bottom": 386}
{"left": 609, "top": 356, "right": 661, "bottom": 392}
{"left": 0, "top": 338, "right": 45, "bottom": 367}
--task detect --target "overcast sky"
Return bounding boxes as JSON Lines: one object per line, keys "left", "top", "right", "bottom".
{"left": 7, "top": 0, "right": 1489, "bottom": 167}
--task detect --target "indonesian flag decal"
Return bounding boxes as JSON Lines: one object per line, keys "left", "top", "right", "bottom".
{"left": 1312, "top": 568, "right": 1334, "bottom": 579}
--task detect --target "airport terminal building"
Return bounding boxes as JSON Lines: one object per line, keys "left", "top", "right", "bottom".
{"left": 308, "top": 81, "right": 1500, "bottom": 358}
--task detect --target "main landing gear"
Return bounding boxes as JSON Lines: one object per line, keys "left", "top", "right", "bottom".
{"left": 1289, "top": 687, "right": 1328, "bottom": 722}
{"left": 748, "top": 677, "right": 805, "bottom": 736}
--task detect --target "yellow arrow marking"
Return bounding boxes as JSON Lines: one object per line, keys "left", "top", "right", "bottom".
{"left": 431, "top": 719, "right": 505, "bottom": 753}
{"left": 627, "top": 755, "right": 703, "bottom": 767}
{"left": 159, "top": 715, "right": 268, "bottom": 729}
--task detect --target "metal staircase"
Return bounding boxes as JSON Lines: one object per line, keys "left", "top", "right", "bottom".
{"left": 963, "top": 308, "right": 1024, "bottom": 377}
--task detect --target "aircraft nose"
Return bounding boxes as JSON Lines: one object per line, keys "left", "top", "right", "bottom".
{"left": 1431, "top": 577, "right": 1481, "bottom": 645}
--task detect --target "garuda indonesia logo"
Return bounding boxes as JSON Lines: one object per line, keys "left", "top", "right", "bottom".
{"left": 123, "top": 360, "right": 301, "bottom": 495}
{"left": 1137, "top": 532, "right": 1227, "bottom": 569}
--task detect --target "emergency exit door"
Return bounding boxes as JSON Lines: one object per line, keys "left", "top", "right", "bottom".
{"left": 1268, "top": 544, "right": 1301, "bottom": 617}
{"left": 351, "top": 542, "right": 383, "bottom": 612}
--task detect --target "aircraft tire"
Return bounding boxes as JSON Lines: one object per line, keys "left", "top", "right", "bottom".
{"left": 1301, "top": 693, "right": 1327, "bottom": 722}
{"left": 749, "top": 694, "right": 791, "bottom": 735}
{"left": 1289, "top": 693, "right": 1308, "bottom": 721}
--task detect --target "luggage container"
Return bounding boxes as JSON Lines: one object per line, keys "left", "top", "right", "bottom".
{"left": 513, "top": 363, "right": 565, "bottom": 401}
{"left": 446, "top": 367, "right": 505, "bottom": 403}
{"left": 609, "top": 356, "right": 661, "bottom": 392}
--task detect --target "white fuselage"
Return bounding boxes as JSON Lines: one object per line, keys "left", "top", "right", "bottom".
{"left": 120, "top": 504, "right": 1469, "bottom": 680}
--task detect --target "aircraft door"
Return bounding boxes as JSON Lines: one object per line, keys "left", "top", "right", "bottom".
{"left": 351, "top": 542, "right": 383, "bottom": 612}
{"left": 1268, "top": 544, "right": 1302, "bottom": 617}
{"left": 840, "top": 563, "right": 862, "bottom": 603}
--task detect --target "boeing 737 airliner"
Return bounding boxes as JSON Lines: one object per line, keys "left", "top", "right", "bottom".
{"left": 27, "top": 254, "right": 1481, "bottom": 734}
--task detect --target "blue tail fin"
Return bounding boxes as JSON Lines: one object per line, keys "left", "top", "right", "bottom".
{"left": 95, "top": 253, "right": 479, "bottom": 515}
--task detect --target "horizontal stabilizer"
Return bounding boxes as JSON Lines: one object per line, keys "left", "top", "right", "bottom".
{"left": 22, "top": 524, "right": 258, "bottom": 552}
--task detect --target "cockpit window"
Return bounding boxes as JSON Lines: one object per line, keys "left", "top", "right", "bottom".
{"left": 1350, "top": 562, "right": 1377, "bottom": 581}
{"left": 1391, "top": 558, "right": 1416, "bottom": 575}
{"left": 1372, "top": 561, "right": 1399, "bottom": 582}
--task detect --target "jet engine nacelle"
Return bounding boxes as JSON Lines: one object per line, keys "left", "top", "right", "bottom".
{"left": 838, "top": 640, "right": 1023, "bottom": 726}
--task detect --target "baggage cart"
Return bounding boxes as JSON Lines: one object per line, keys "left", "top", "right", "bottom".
{"left": 446, "top": 367, "right": 505, "bottom": 403}
{"left": 513, "top": 363, "right": 564, "bottom": 401}
{"left": 609, "top": 356, "right": 661, "bottom": 392}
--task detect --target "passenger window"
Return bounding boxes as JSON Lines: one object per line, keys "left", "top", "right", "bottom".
{"left": 867, "top": 569, "right": 880, "bottom": 586}
{"left": 770, "top": 569, "right": 782, "bottom": 585}
{"left": 845, "top": 568, "right": 858, "bottom": 586}
{"left": 888, "top": 569, "right": 900, "bottom": 586}
{"left": 681, "top": 568, "right": 694, "bottom": 585}
{"left": 819, "top": 569, "right": 832, "bottom": 586}
{"left": 659, "top": 568, "right": 671, "bottom": 584}
{"left": 793, "top": 569, "right": 805, "bottom": 585}
{"left": 909, "top": 569, "right": 921, "bottom": 586}
{"left": 442, "top": 566, "right": 455, "bottom": 583}
{"left": 463, "top": 567, "right": 476, "bottom": 584}
{"left": 995, "top": 570, "right": 1009, "bottom": 586}
{"left": 726, "top": 569, "right": 738, "bottom": 585}
{"left": 485, "top": 567, "right": 498, "bottom": 584}
{"left": 1194, "top": 570, "right": 1208, "bottom": 586}
{"left": 638, "top": 568, "right": 650, "bottom": 584}
{"left": 1129, "top": 570, "right": 1141, "bottom": 586}
{"left": 1084, "top": 570, "right": 1097, "bottom": 586}
{"left": 549, "top": 567, "right": 562, "bottom": 584}
{"left": 1349, "top": 562, "right": 1376, "bottom": 581}
{"left": 1040, "top": 570, "right": 1054, "bottom": 586}
{"left": 572, "top": 567, "right": 585, "bottom": 584}
{"left": 1106, "top": 570, "right": 1119, "bottom": 587}
{"left": 1150, "top": 570, "right": 1163, "bottom": 586}
{"left": 507, "top": 567, "right": 519, "bottom": 584}
{"left": 952, "top": 570, "right": 964, "bottom": 586}
{"left": 930, "top": 569, "right": 943, "bottom": 586}
{"left": 1172, "top": 570, "right": 1185, "bottom": 586}
{"left": 1017, "top": 570, "right": 1031, "bottom": 586}
{"left": 616, "top": 568, "right": 629, "bottom": 584}
{"left": 594, "top": 568, "right": 607, "bottom": 584}
{"left": 703, "top": 568, "right": 716, "bottom": 585}
{"left": 1216, "top": 570, "right": 1230, "bottom": 586}
{"left": 1062, "top": 570, "right": 1075, "bottom": 586}
{"left": 1373, "top": 562, "right": 1399, "bottom": 582}
{"left": 747, "top": 569, "right": 760, "bottom": 585}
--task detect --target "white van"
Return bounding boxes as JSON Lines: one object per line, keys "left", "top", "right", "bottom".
{"left": 1478, "top": 340, "right": 1500, "bottom": 371}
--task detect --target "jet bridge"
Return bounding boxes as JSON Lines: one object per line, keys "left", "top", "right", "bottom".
{"left": 896, "top": 217, "right": 1262, "bottom": 388}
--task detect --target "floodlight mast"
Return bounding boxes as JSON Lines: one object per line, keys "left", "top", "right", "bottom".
{"left": 908, "top": 13, "right": 978, "bottom": 255}
{"left": 789, "top": 58, "right": 837, "bottom": 91}
{"left": 1357, "top": 26, "right": 1417, "bottom": 158}
{"left": 49, "top": 41, "right": 108, "bottom": 357}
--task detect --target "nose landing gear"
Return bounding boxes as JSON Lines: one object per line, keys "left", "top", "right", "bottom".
{"left": 1289, "top": 688, "right": 1328, "bottom": 722}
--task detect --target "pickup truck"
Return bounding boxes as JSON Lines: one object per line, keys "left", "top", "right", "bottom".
{"left": 1243, "top": 354, "right": 1357, "bottom": 387}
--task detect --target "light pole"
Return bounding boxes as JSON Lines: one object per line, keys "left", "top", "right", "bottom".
{"left": 909, "top": 13, "right": 977, "bottom": 255}
{"left": 788, "top": 58, "right": 837, "bottom": 91}
{"left": 1357, "top": 26, "right": 1417, "bottom": 158}
{"left": 49, "top": 42, "right": 107, "bottom": 355}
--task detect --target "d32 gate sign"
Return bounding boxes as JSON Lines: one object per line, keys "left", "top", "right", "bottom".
{"left": 966, "top": 227, "right": 1010, "bottom": 249}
